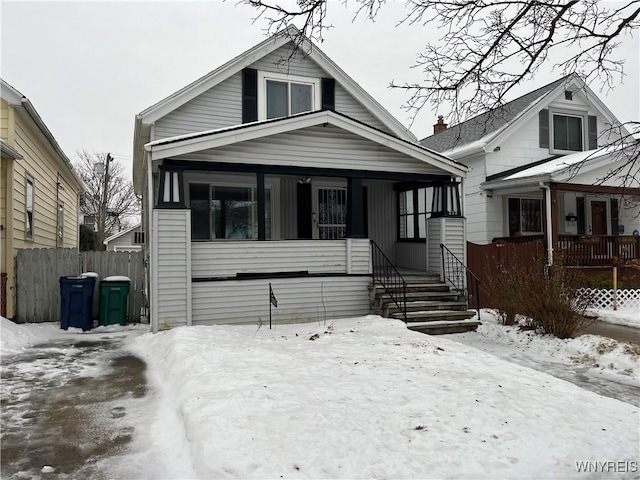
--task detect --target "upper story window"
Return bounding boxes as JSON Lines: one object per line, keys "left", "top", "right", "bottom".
{"left": 553, "top": 114, "right": 583, "bottom": 151}
{"left": 25, "top": 176, "right": 34, "bottom": 240}
{"left": 539, "top": 109, "right": 597, "bottom": 152}
{"left": 258, "top": 72, "right": 320, "bottom": 120}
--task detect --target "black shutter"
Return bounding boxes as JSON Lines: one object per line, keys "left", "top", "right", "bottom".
{"left": 588, "top": 116, "right": 598, "bottom": 150}
{"left": 297, "top": 182, "right": 312, "bottom": 239}
{"left": 539, "top": 109, "right": 549, "bottom": 149}
{"left": 242, "top": 68, "right": 258, "bottom": 123}
{"left": 577, "top": 197, "right": 585, "bottom": 235}
{"left": 321, "top": 78, "right": 335, "bottom": 111}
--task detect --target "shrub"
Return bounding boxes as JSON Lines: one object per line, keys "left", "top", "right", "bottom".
{"left": 482, "top": 252, "right": 595, "bottom": 338}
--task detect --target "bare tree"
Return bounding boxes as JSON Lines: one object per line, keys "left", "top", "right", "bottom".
{"left": 244, "top": 0, "right": 639, "bottom": 183}
{"left": 74, "top": 151, "right": 140, "bottom": 250}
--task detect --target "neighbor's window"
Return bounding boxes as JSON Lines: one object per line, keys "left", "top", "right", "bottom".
{"left": 398, "top": 188, "right": 428, "bottom": 240}
{"left": 553, "top": 114, "right": 583, "bottom": 151}
{"left": 259, "top": 72, "right": 320, "bottom": 120}
{"left": 508, "top": 198, "right": 543, "bottom": 236}
{"left": 57, "top": 202, "right": 64, "bottom": 246}
{"left": 189, "top": 184, "right": 272, "bottom": 240}
{"left": 26, "top": 177, "right": 34, "bottom": 240}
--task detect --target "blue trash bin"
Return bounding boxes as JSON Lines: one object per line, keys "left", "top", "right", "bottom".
{"left": 60, "top": 275, "right": 96, "bottom": 331}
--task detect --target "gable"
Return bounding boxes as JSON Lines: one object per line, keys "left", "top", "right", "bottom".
{"left": 147, "top": 111, "right": 467, "bottom": 178}
{"left": 420, "top": 74, "right": 625, "bottom": 157}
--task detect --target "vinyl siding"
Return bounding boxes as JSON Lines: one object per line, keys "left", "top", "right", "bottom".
{"left": 178, "top": 125, "right": 447, "bottom": 175}
{"left": 152, "top": 45, "right": 392, "bottom": 140}
{"left": 154, "top": 210, "right": 191, "bottom": 328}
{"left": 10, "top": 112, "right": 80, "bottom": 249}
{"left": 154, "top": 73, "right": 242, "bottom": 139}
{"left": 106, "top": 226, "right": 143, "bottom": 251}
{"left": 191, "top": 239, "right": 370, "bottom": 278}
{"left": 426, "top": 217, "right": 466, "bottom": 276}
{"left": 191, "top": 275, "right": 371, "bottom": 325}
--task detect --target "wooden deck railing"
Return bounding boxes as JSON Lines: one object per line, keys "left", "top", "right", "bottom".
{"left": 557, "top": 235, "right": 640, "bottom": 266}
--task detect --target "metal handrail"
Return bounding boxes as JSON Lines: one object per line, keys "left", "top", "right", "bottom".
{"left": 370, "top": 240, "right": 407, "bottom": 321}
{"left": 440, "top": 243, "right": 481, "bottom": 319}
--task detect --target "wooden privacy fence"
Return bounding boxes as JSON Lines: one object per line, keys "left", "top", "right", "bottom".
{"left": 467, "top": 238, "right": 545, "bottom": 308}
{"left": 15, "top": 248, "right": 145, "bottom": 324}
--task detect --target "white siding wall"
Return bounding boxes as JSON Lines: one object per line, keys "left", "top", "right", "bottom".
{"left": 191, "top": 276, "right": 371, "bottom": 325}
{"left": 179, "top": 125, "right": 445, "bottom": 175}
{"left": 426, "top": 217, "right": 466, "bottom": 278}
{"left": 191, "top": 239, "right": 370, "bottom": 278}
{"left": 153, "top": 45, "right": 395, "bottom": 141}
{"left": 154, "top": 73, "right": 242, "bottom": 139}
{"left": 106, "top": 227, "right": 143, "bottom": 252}
{"left": 153, "top": 210, "right": 191, "bottom": 329}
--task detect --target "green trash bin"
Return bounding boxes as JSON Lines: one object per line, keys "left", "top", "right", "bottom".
{"left": 99, "top": 276, "right": 131, "bottom": 326}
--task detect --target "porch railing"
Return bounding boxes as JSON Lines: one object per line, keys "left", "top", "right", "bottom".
{"left": 440, "top": 243, "right": 481, "bottom": 319}
{"left": 557, "top": 235, "right": 640, "bottom": 266}
{"left": 370, "top": 240, "right": 407, "bottom": 321}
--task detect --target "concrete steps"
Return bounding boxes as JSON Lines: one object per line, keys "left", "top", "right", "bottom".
{"left": 369, "top": 278, "right": 480, "bottom": 335}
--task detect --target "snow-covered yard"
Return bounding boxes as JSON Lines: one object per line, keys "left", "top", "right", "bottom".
{"left": 2, "top": 314, "right": 639, "bottom": 479}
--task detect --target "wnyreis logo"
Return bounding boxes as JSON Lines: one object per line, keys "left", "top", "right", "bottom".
{"left": 575, "top": 461, "right": 638, "bottom": 474}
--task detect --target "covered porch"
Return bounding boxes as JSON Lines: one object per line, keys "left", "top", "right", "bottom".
{"left": 146, "top": 111, "right": 469, "bottom": 330}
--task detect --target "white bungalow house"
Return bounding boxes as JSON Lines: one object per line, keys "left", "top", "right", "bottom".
{"left": 133, "top": 27, "right": 470, "bottom": 332}
{"left": 420, "top": 74, "right": 640, "bottom": 267}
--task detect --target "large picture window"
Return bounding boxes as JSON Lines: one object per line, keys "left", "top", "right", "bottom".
{"left": 258, "top": 72, "right": 320, "bottom": 120}
{"left": 398, "top": 188, "right": 428, "bottom": 240}
{"left": 26, "top": 176, "right": 34, "bottom": 240}
{"left": 189, "top": 184, "right": 272, "bottom": 240}
{"left": 508, "top": 198, "right": 543, "bottom": 236}
{"left": 553, "top": 114, "right": 583, "bottom": 151}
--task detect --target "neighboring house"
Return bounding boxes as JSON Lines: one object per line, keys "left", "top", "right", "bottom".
{"left": 1, "top": 78, "right": 84, "bottom": 319}
{"left": 103, "top": 223, "right": 144, "bottom": 251}
{"left": 133, "top": 26, "right": 469, "bottom": 332}
{"left": 420, "top": 74, "right": 640, "bottom": 266}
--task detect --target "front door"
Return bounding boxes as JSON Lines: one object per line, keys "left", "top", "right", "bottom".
{"left": 586, "top": 196, "right": 610, "bottom": 235}
{"left": 314, "top": 186, "right": 347, "bottom": 239}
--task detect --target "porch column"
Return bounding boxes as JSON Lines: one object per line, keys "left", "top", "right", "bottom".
{"left": 257, "top": 172, "right": 266, "bottom": 241}
{"left": 346, "top": 177, "right": 365, "bottom": 238}
{"left": 550, "top": 184, "right": 559, "bottom": 253}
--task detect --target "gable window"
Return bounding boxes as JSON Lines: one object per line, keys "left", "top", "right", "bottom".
{"left": 26, "top": 176, "right": 34, "bottom": 240}
{"left": 540, "top": 109, "right": 597, "bottom": 152}
{"left": 508, "top": 198, "right": 543, "bottom": 236}
{"left": 258, "top": 72, "right": 320, "bottom": 120}
{"left": 134, "top": 231, "right": 145, "bottom": 244}
{"left": 189, "top": 184, "right": 272, "bottom": 241}
{"left": 553, "top": 114, "right": 583, "bottom": 151}
{"left": 398, "top": 188, "right": 428, "bottom": 241}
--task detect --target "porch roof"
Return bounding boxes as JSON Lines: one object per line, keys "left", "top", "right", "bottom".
{"left": 145, "top": 110, "right": 469, "bottom": 178}
{"left": 481, "top": 144, "right": 640, "bottom": 194}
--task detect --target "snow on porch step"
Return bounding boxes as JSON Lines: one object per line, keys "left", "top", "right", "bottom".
{"left": 393, "top": 309, "right": 477, "bottom": 322}
{"left": 407, "top": 319, "right": 481, "bottom": 335}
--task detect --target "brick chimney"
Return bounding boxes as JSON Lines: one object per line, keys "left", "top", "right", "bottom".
{"left": 433, "top": 115, "right": 448, "bottom": 134}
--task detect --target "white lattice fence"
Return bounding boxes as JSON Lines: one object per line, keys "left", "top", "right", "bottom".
{"left": 578, "top": 288, "right": 640, "bottom": 310}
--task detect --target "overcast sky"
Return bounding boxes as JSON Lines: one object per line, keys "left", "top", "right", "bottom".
{"left": 1, "top": 1, "right": 638, "bottom": 177}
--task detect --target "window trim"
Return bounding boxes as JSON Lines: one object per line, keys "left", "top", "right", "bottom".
{"left": 397, "top": 187, "right": 429, "bottom": 243}
{"left": 25, "top": 175, "right": 34, "bottom": 241}
{"left": 188, "top": 181, "right": 275, "bottom": 241}
{"left": 257, "top": 71, "right": 321, "bottom": 120}
{"left": 550, "top": 110, "right": 587, "bottom": 154}
{"left": 506, "top": 196, "right": 544, "bottom": 236}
